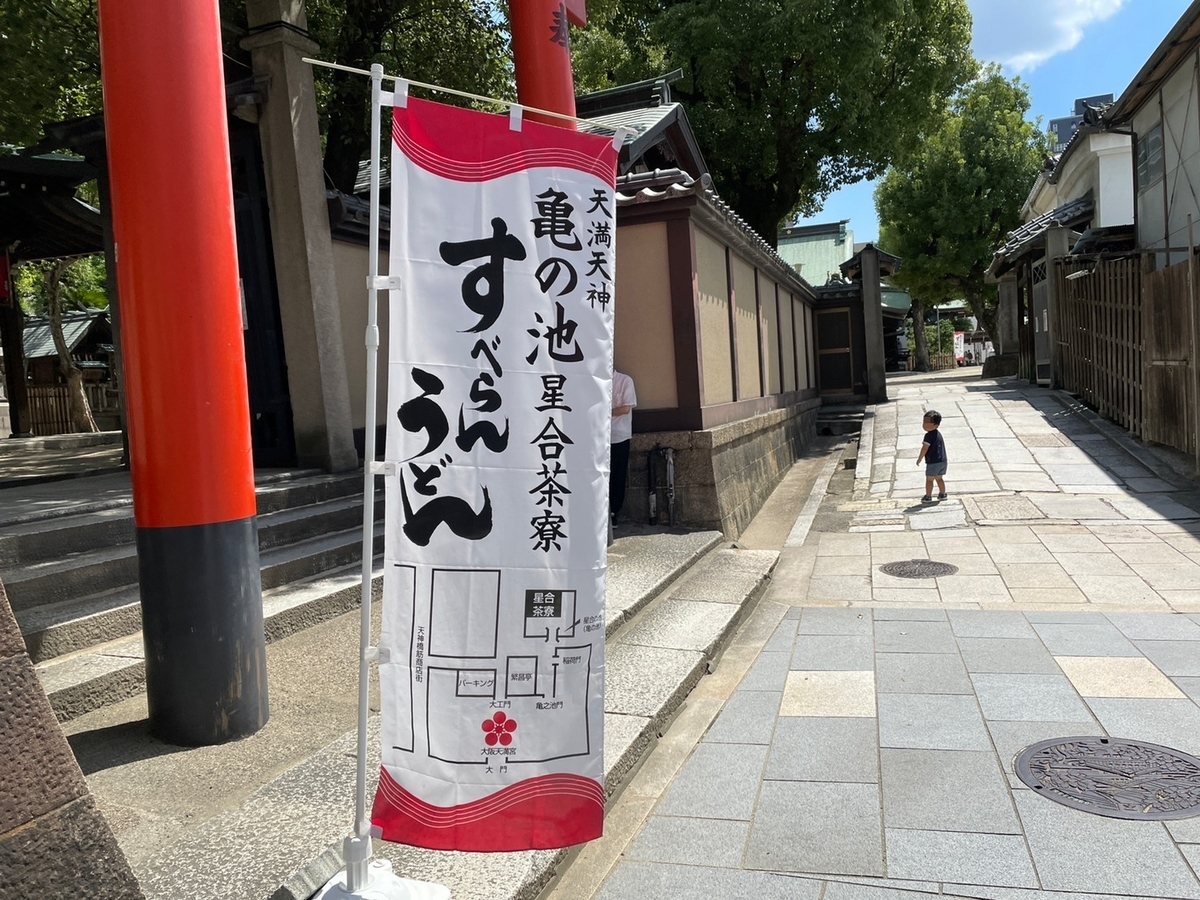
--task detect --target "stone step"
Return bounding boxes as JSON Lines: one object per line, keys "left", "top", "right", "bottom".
{"left": 112, "top": 535, "right": 777, "bottom": 900}
{"left": 37, "top": 544, "right": 386, "bottom": 723}
{"left": 2, "top": 493, "right": 382, "bottom": 613}
{"left": 18, "top": 505, "right": 388, "bottom": 666}
{"left": 0, "top": 469, "right": 370, "bottom": 565}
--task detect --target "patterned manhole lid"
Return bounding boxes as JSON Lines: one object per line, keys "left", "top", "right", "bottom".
{"left": 878, "top": 559, "right": 958, "bottom": 579}
{"left": 1015, "top": 737, "right": 1200, "bottom": 820}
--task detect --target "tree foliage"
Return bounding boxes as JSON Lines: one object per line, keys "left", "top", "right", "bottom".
{"left": 876, "top": 65, "right": 1049, "bottom": 341}
{"left": 575, "top": 0, "right": 974, "bottom": 243}
{"left": 0, "top": 0, "right": 101, "bottom": 146}
{"left": 307, "top": 0, "right": 513, "bottom": 193}
{"left": 13, "top": 254, "right": 107, "bottom": 316}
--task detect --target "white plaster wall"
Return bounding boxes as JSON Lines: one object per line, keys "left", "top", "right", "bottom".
{"left": 1094, "top": 135, "right": 1134, "bottom": 227}
{"left": 1162, "top": 58, "right": 1200, "bottom": 260}
{"left": 1134, "top": 102, "right": 1168, "bottom": 252}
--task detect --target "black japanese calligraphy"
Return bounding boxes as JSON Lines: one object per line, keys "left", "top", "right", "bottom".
{"left": 439, "top": 218, "right": 527, "bottom": 333}
{"left": 526, "top": 302, "right": 583, "bottom": 364}
{"left": 531, "top": 189, "right": 582, "bottom": 251}
{"left": 399, "top": 477, "right": 493, "bottom": 547}
{"left": 397, "top": 368, "right": 449, "bottom": 460}
{"left": 534, "top": 258, "right": 578, "bottom": 297}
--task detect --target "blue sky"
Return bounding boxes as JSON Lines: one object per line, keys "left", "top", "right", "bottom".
{"left": 792, "top": 0, "right": 1194, "bottom": 243}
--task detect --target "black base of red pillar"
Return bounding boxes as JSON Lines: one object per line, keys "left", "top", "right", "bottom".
{"left": 138, "top": 517, "right": 269, "bottom": 746}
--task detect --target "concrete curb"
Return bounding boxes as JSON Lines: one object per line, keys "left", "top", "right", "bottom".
{"left": 1054, "top": 388, "right": 1198, "bottom": 487}
{"left": 785, "top": 443, "right": 846, "bottom": 548}
{"left": 854, "top": 405, "right": 876, "bottom": 495}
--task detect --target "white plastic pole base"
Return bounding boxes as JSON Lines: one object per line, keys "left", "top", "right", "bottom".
{"left": 314, "top": 859, "right": 450, "bottom": 900}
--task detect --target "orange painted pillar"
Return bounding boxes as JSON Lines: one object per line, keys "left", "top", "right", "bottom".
{"left": 510, "top": 0, "right": 587, "bottom": 127}
{"left": 97, "top": 0, "right": 268, "bottom": 745}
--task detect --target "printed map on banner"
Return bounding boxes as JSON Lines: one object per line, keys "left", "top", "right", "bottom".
{"left": 371, "top": 96, "right": 618, "bottom": 852}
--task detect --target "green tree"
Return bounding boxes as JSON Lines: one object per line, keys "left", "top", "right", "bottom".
{"left": 13, "top": 255, "right": 107, "bottom": 432}
{"left": 13, "top": 254, "right": 106, "bottom": 315}
{"left": 307, "top": 0, "right": 513, "bottom": 193}
{"left": 578, "top": 0, "right": 974, "bottom": 244}
{"left": 876, "top": 64, "right": 1048, "bottom": 342}
{"left": 0, "top": 0, "right": 101, "bottom": 145}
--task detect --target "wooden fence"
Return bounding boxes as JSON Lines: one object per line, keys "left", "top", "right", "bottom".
{"left": 1142, "top": 259, "right": 1197, "bottom": 456}
{"left": 1054, "top": 257, "right": 1143, "bottom": 435}
{"left": 27, "top": 383, "right": 118, "bottom": 437}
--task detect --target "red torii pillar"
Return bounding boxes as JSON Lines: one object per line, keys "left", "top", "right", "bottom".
{"left": 510, "top": 0, "right": 587, "bottom": 127}
{"left": 97, "top": 0, "right": 269, "bottom": 745}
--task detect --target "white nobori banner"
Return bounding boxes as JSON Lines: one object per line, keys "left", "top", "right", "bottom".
{"left": 372, "top": 97, "right": 618, "bottom": 851}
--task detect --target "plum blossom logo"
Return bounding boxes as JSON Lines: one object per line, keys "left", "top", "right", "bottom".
{"left": 482, "top": 711, "right": 517, "bottom": 746}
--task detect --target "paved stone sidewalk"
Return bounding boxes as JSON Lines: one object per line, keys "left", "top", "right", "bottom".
{"left": 594, "top": 604, "right": 1200, "bottom": 900}
{"left": 580, "top": 374, "right": 1200, "bottom": 900}
{"left": 808, "top": 377, "right": 1200, "bottom": 612}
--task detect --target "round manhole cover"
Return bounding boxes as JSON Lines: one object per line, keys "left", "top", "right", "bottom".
{"left": 878, "top": 559, "right": 958, "bottom": 579}
{"left": 1015, "top": 737, "right": 1200, "bottom": 820}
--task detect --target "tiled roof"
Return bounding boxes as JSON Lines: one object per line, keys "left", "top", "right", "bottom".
{"left": 615, "top": 168, "right": 815, "bottom": 297}
{"left": 22, "top": 309, "right": 106, "bottom": 360}
{"left": 988, "top": 195, "right": 1094, "bottom": 278}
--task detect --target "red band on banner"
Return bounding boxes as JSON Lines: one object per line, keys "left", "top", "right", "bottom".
{"left": 392, "top": 97, "right": 616, "bottom": 184}
{"left": 371, "top": 767, "right": 604, "bottom": 851}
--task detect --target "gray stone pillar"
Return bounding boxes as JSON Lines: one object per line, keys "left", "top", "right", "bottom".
{"left": 1045, "top": 226, "right": 1073, "bottom": 389}
{"left": 860, "top": 245, "right": 888, "bottom": 403}
{"left": 242, "top": 0, "right": 357, "bottom": 472}
{"left": 996, "top": 279, "right": 1020, "bottom": 356}
{"left": 983, "top": 277, "right": 1021, "bottom": 377}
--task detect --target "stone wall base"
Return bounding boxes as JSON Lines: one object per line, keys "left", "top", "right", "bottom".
{"left": 982, "top": 353, "right": 1019, "bottom": 378}
{"left": 622, "top": 398, "right": 821, "bottom": 538}
{"left": 0, "top": 578, "right": 144, "bottom": 900}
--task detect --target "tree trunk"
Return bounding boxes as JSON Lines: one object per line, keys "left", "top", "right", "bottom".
{"left": 966, "top": 290, "right": 998, "bottom": 347}
{"left": 911, "top": 299, "right": 931, "bottom": 371}
{"left": 45, "top": 261, "right": 99, "bottom": 434}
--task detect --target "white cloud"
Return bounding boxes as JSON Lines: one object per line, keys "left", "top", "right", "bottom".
{"left": 969, "top": 0, "right": 1124, "bottom": 71}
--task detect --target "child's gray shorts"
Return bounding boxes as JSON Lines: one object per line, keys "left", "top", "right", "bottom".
{"left": 925, "top": 462, "right": 948, "bottom": 476}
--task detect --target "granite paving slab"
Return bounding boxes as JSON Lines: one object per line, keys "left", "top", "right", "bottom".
{"left": 744, "top": 780, "right": 885, "bottom": 876}
{"left": 1131, "top": 640, "right": 1200, "bottom": 676}
{"left": 738, "top": 651, "right": 791, "bottom": 692}
{"left": 971, "top": 672, "right": 1094, "bottom": 722}
{"left": 880, "top": 748, "right": 1021, "bottom": 833}
{"left": 877, "top": 693, "right": 990, "bottom": 751}
{"left": 670, "top": 548, "right": 777, "bottom": 604}
{"left": 791, "top": 634, "right": 875, "bottom": 670}
{"left": 1014, "top": 791, "right": 1200, "bottom": 898}
{"left": 781, "top": 670, "right": 876, "bottom": 717}
{"left": 1108, "top": 613, "right": 1200, "bottom": 640}
{"left": 956, "top": 638, "right": 1061, "bottom": 675}
{"left": 875, "top": 652, "right": 973, "bottom": 694}
{"left": 798, "top": 607, "right": 874, "bottom": 635}
{"left": 655, "top": 742, "right": 769, "bottom": 820}
{"left": 946, "top": 610, "right": 1036, "bottom": 639}
{"left": 702, "top": 690, "right": 782, "bottom": 745}
{"left": 1055, "top": 655, "right": 1185, "bottom": 698}
{"left": 883, "top": 828, "right": 1037, "bottom": 888}
{"left": 1030, "top": 621, "right": 1140, "bottom": 656}
{"left": 764, "top": 717, "right": 880, "bottom": 783}
{"left": 1083, "top": 697, "right": 1200, "bottom": 756}
{"left": 595, "top": 860, "right": 821, "bottom": 900}
{"left": 874, "top": 619, "right": 958, "bottom": 654}
{"left": 622, "top": 815, "right": 750, "bottom": 868}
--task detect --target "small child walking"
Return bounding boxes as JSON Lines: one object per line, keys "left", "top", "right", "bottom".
{"left": 915, "top": 409, "right": 948, "bottom": 503}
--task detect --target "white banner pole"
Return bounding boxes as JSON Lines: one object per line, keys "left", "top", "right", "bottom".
{"left": 316, "top": 61, "right": 448, "bottom": 900}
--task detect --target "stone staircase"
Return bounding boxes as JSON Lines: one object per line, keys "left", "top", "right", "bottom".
{"left": 0, "top": 469, "right": 383, "bottom": 721}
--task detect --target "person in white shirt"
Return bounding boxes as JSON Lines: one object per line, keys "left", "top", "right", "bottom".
{"left": 610, "top": 370, "right": 637, "bottom": 523}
